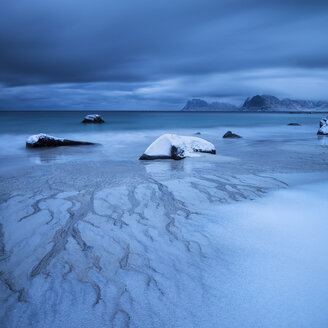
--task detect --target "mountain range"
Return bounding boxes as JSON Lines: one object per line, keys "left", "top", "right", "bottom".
{"left": 181, "top": 95, "right": 328, "bottom": 112}
{"left": 182, "top": 99, "right": 238, "bottom": 111}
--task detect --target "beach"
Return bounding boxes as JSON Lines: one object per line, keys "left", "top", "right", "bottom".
{"left": 1, "top": 111, "right": 328, "bottom": 327}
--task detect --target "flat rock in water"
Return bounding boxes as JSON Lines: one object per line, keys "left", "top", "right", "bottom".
{"left": 26, "top": 134, "right": 95, "bottom": 148}
{"left": 222, "top": 131, "right": 242, "bottom": 138}
{"left": 288, "top": 123, "right": 301, "bottom": 126}
{"left": 318, "top": 117, "right": 328, "bottom": 135}
{"left": 82, "top": 114, "right": 105, "bottom": 123}
{"left": 139, "top": 133, "right": 216, "bottom": 160}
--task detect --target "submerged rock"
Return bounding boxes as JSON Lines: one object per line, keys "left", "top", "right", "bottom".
{"left": 222, "top": 131, "right": 242, "bottom": 138}
{"left": 288, "top": 123, "right": 301, "bottom": 126}
{"left": 26, "top": 134, "right": 95, "bottom": 148}
{"left": 82, "top": 114, "right": 105, "bottom": 123}
{"left": 317, "top": 117, "right": 328, "bottom": 135}
{"left": 139, "top": 133, "right": 216, "bottom": 160}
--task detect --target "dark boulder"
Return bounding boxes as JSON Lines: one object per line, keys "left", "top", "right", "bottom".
{"left": 139, "top": 145, "right": 186, "bottom": 160}
{"left": 222, "top": 131, "right": 242, "bottom": 138}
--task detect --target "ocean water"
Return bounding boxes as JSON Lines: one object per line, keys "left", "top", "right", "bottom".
{"left": 1, "top": 111, "right": 328, "bottom": 328}
{"left": 0, "top": 111, "right": 327, "bottom": 172}
{"left": 1, "top": 110, "right": 325, "bottom": 134}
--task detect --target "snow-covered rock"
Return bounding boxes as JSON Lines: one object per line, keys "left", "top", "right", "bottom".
{"left": 318, "top": 125, "right": 328, "bottom": 135}
{"left": 318, "top": 117, "right": 328, "bottom": 135}
{"left": 139, "top": 134, "right": 216, "bottom": 160}
{"left": 319, "top": 118, "right": 327, "bottom": 128}
{"left": 222, "top": 131, "right": 242, "bottom": 138}
{"left": 82, "top": 114, "right": 105, "bottom": 123}
{"left": 26, "top": 133, "right": 95, "bottom": 148}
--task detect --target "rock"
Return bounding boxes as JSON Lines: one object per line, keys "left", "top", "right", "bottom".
{"left": 82, "top": 114, "right": 105, "bottom": 123}
{"left": 139, "top": 133, "right": 216, "bottom": 160}
{"left": 288, "top": 123, "right": 301, "bottom": 126}
{"left": 195, "top": 132, "right": 201, "bottom": 135}
{"left": 222, "top": 131, "right": 242, "bottom": 138}
{"left": 319, "top": 118, "right": 327, "bottom": 128}
{"left": 317, "top": 117, "right": 328, "bottom": 135}
{"left": 26, "top": 134, "right": 95, "bottom": 148}
{"left": 318, "top": 126, "right": 328, "bottom": 135}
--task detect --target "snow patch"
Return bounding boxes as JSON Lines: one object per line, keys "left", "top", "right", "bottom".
{"left": 84, "top": 114, "right": 101, "bottom": 120}
{"left": 26, "top": 133, "right": 63, "bottom": 145}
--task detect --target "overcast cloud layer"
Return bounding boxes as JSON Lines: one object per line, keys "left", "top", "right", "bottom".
{"left": 0, "top": 0, "right": 328, "bottom": 110}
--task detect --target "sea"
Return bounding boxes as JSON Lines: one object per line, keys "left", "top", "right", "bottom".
{"left": 0, "top": 111, "right": 328, "bottom": 328}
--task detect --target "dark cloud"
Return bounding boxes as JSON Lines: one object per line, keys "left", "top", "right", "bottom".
{"left": 0, "top": 0, "right": 327, "bottom": 109}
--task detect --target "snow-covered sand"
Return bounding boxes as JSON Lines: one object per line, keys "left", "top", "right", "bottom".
{"left": 1, "top": 166, "right": 328, "bottom": 328}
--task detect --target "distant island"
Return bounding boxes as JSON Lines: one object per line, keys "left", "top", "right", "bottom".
{"left": 181, "top": 95, "right": 328, "bottom": 112}
{"left": 182, "top": 99, "right": 238, "bottom": 111}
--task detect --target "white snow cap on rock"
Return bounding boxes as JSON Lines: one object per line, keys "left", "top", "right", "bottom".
{"left": 318, "top": 117, "right": 328, "bottom": 135}
{"left": 82, "top": 114, "right": 104, "bottom": 123}
{"left": 320, "top": 118, "right": 327, "bottom": 127}
{"left": 140, "top": 134, "right": 216, "bottom": 160}
{"left": 84, "top": 114, "right": 101, "bottom": 120}
{"left": 26, "top": 133, "right": 63, "bottom": 144}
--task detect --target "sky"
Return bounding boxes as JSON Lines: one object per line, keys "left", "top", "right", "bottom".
{"left": 0, "top": 0, "right": 328, "bottom": 110}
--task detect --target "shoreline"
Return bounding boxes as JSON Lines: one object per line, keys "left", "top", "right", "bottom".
{"left": 1, "top": 111, "right": 328, "bottom": 327}
{"left": 1, "top": 109, "right": 328, "bottom": 114}
{"left": 1, "top": 164, "right": 328, "bottom": 327}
